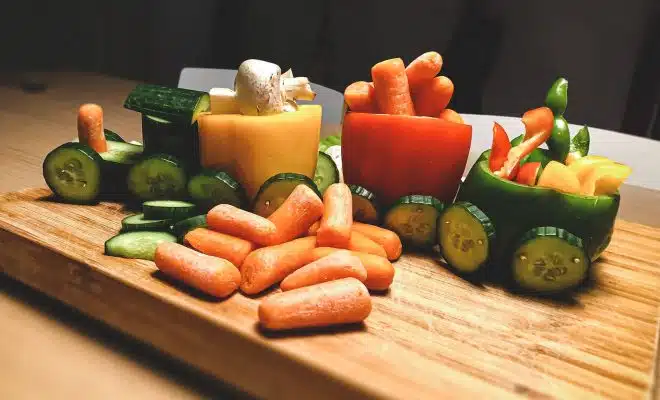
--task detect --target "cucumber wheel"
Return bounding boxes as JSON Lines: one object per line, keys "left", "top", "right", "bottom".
{"left": 349, "top": 185, "right": 380, "bottom": 224}
{"left": 43, "top": 142, "right": 103, "bottom": 204}
{"left": 104, "top": 231, "right": 177, "bottom": 261}
{"left": 313, "top": 152, "right": 339, "bottom": 194}
{"left": 384, "top": 195, "right": 445, "bottom": 249}
{"left": 253, "top": 173, "right": 321, "bottom": 218}
{"left": 121, "top": 213, "right": 171, "bottom": 232}
{"left": 172, "top": 215, "right": 208, "bottom": 242}
{"left": 127, "top": 154, "right": 188, "bottom": 201}
{"left": 187, "top": 169, "right": 246, "bottom": 210}
{"left": 142, "top": 200, "right": 197, "bottom": 221}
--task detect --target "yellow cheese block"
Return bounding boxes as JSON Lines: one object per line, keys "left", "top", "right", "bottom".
{"left": 198, "top": 105, "right": 322, "bottom": 199}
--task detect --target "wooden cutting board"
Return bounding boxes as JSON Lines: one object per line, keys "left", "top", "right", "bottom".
{"left": 0, "top": 188, "right": 659, "bottom": 400}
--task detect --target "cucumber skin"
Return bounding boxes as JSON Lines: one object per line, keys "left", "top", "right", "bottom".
{"left": 187, "top": 169, "right": 247, "bottom": 210}
{"left": 314, "top": 152, "right": 340, "bottom": 194}
{"left": 141, "top": 114, "right": 200, "bottom": 169}
{"left": 124, "top": 84, "right": 210, "bottom": 125}
{"left": 143, "top": 201, "right": 197, "bottom": 221}
{"left": 42, "top": 142, "right": 103, "bottom": 204}
{"left": 121, "top": 214, "right": 171, "bottom": 232}
{"left": 349, "top": 184, "right": 380, "bottom": 224}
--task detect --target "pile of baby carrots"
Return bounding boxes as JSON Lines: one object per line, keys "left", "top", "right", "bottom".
{"left": 343, "top": 51, "right": 463, "bottom": 124}
{"left": 154, "top": 183, "right": 402, "bottom": 331}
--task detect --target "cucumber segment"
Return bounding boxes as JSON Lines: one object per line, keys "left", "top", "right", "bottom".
{"left": 384, "top": 195, "right": 445, "bottom": 248}
{"left": 127, "top": 154, "right": 188, "bottom": 201}
{"left": 100, "top": 141, "right": 144, "bottom": 165}
{"left": 124, "top": 84, "right": 210, "bottom": 125}
{"left": 141, "top": 114, "right": 199, "bottom": 167}
{"left": 42, "top": 142, "right": 103, "bottom": 204}
{"left": 253, "top": 173, "right": 321, "bottom": 218}
{"left": 121, "top": 213, "right": 171, "bottom": 232}
{"left": 438, "top": 201, "right": 495, "bottom": 273}
{"left": 173, "top": 215, "right": 208, "bottom": 242}
{"left": 103, "top": 129, "right": 125, "bottom": 143}
{"left": 142, "top": 200, "right": 197, "bottom": 221}
{"left": 187, "top": 169, "right": 246, "bottom": 210}
{"left": 512, "top": 226, "right": 589, "bottom": 293}
{"left": 313, "top": 152, "right": 339, "bottom": 194}
{"left": 349, "top": 185, "right": 380, "bottom": 224}
{"left": 104, "top": 231, "right": 177, "bottom": 261}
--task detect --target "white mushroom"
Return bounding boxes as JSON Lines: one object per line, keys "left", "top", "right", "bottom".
{"left": 209, "top": 88, "right": 240, "bottom": 114}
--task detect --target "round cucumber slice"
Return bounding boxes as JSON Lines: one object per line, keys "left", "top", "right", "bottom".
{"left": 104, "top": 231, "right": 177, "bottom": 261}
{"left": 438, "top": 202, "right": 495, "bottom": 273}
{"left": 313, "top": 152, "right": 339, "bottom": 195}
{"left": 121, "top": 213, "right": 171, "bottom": 232}
{"left": 143, "top": 200, "right": 197, "bottom": 221}
{"left": 173, "top": 215, "right": 208, "bottom": 242}
{"left": 43, "top": 142, "right": 103, "bottom": 204}
{"left": 512, "top": 226, "right": 589, "bottom": 293}
{"left": 384, "top": 195, "right": 445, "bottom": 249}
{"left": 349, "top": 184, "right": 380, "bottom": 224}
{"left": 127, "top": 154, "right": 187, "bottom": 201}
{"left": 253, "top": 173, "right": 321, "bottom": 218}
{"left": 187, "top": 169, "right": 246, "bottom": 210}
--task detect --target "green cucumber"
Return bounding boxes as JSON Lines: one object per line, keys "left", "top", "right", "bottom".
{"left": 104, "top": 231, "right": 177, "bottom": 261}
{"left": 100, "top": 141, "right": 143, "bottom": 165}
{"left": 173, "top": 215, "right": 208, "bottom": 242}
{"left": 127, "top": 154, "right": 188, "bottom": 201}
{"left": 124, "top": 84, "right": 210, "bottom": 125}
{"left": 43, "top": 142, "right": 103, "bottom": 204}
{"left": 121, "top": 213, "right": 171, "bottom": 232}
{"left": 349, "top": 185, "right": 380, "bottom": 224}
{"left": 511, "top": 226, "right": 589, "bottom": 294}
{"left": 141, "top": 114, "right": 199, "bottom": 167}
{"left": 142, "top": 200, "right": 197, "bottom": 221}
{"left": 103, "top": 129, "right": 125, "bottom": 143}
{"left": 313, "top": 152, "right": 339, "bottom": 194}
{"left": 319, "top": 134, "right": 341, "bottom": 152}
{"left": 99, "top": 141, "right": 144, "bottom": 197}
{"left": 384, "top": 195, "right": 445, "bottom": 249}
{"left": 187, "top": 169, "right": 246, "bottom": 210}
{"left": 438, "top": 201, "right": 495, "bottom": 273}
{"left": 253, "top": 173, "right": 321, "bottom": 218}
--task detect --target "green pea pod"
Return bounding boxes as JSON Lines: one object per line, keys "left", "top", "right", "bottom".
{"left": 545, "top": 78, "right": 568, "bottom": 116}
{"left": 547, "top": 116, "right": 570, "bottom": 162}
{"left": 569, "top": 125, "right": 590, "bottom": 157}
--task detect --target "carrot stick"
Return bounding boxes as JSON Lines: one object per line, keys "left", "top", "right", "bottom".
{"left": 406, "top": 51, "right": 443, "bottom": 91}
{"left": 371, "top": 58, "right": 415, "bottom": 115}
{"left": 351, "top": 222, "right": 402, "bottom": 261}
{"left": 307, "top": 221, "right": 320, "bottom": 236}
{"left": 207, "top": 204, "right": 278, "bottom": 247}
{"left": 240, "top": 236, "right": 317, "bottom": 295}
{"left": 258, "top": 277, "right": 372, "bottom": 331}
{"left": 77, "top": 103, "right": 107, "bottom": 153}
{"left": 184, "top": 228, "right": 255, "bottom": 269}
{"left": 438, "top": 108, "right": 464, "bottom": 124}
{"left": 344, "top": 81, "right": 376, "bottom": 113}
{"left": 154, "top": 242, "right": 241, "bottom": 298}
{"left": 316, "top": 183, "right": 353, "bottom": 248}
{"left": 268, "top": 184, "right": 324, "bottom": 244}
{"left": 412, "top": 76, "right": 454, "bottom": 117}
{"left": 346, "top": 231, "right": 387, "bottom": 258}
{"left": 280, "top": 250, "right": 367, "bottom": 291}
{"left": 311, "top": 248, "right": 395, "bottom": 291}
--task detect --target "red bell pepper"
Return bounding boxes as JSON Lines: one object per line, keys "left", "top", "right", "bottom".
{"left": 341, "top": 113, "right": 472, "bottom": 206}
{"left": 488, "top": 122, "right": 511, "bottom": 173}
{"left": 515, "top": 161, "right": 542, "bottom": 186}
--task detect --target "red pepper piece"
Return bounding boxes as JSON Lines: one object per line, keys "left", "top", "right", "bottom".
{"left": 515, "top": 161, "right": 542, "bottom": 186}
{"left": 488, "top": 122, "right": 511, "bottom": 172}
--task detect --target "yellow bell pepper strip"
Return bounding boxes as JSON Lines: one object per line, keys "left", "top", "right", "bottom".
{"left": 488, "top": 122, "right": 511, "bottom": 173}
{"left": 537, "top": 161, "right": 580, "bottom": 194}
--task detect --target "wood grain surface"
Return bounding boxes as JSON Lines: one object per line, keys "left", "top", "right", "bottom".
{"left": 1, "top": 188, "right": 659, "bottom": 399}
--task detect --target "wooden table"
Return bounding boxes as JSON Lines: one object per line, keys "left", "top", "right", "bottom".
{"left": 1, "top": 72, "right": 659, "bottom": 399}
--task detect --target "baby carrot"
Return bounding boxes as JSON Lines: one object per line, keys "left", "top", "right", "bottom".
{"left": 351, "top": 222, "right": 402, "bottom": 261}
{"left": 346, "top": 231, "right": 387, "bottom": 258}
{"left": 438, "top": 108, "right": 464, "bottom": 124}
{"left": 258, "top": 277, "right": 372, "bottom": 331}
{"left": 311, "top": 248, "right": 396, "bottom": 291}
{"left": 412, "top": 76, "right": 454, "bottom": 117}
{"left": 268, "top": 184, "right": 324, "bottom": 244}
{"left": 307, "top": 221, "right": 320, "bottom": 236}
{"left": 344, "top": 81, "right": 376, "bottom": 113}
{"left": 371, "top": 58, "right": 415, "bottom": 115}
{"left": 316, "top": 183, "right": 353, "bottom": 248}
{"left": 280, "top": 250, "right": 367, "bottom": 291}
{"left": 405, "top": 51, "right": 443, "bottom": 91}
{"left": 154, "top": 242, "right": 241, "bottom": 298}
{"left": 77, "top": 103, "right": 107, "bottom": 153}
{"left": 184, "top": 228, "right": 255, "bottom": 269}
{"left": 240, "top": 236, "right": 317, "bottom": 295}
{"left": 207, "top": 204, "right": 278, "bottom": 247}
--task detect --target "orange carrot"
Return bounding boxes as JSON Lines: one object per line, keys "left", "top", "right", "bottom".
{"left": 351, "top": 222, "right": 402, "bottom": 261}
{"left": 371, "top": 58, "right": 415, "bottom": 115}
{"left": 258, "top": 277, "right": 372, "bottom": 331}
{"left": 268, "top": 184, "right": 324, "bottom": 244}
{"left": 406, "top": 51, "right": 443, "bottom": 91}
{"left": 412, "top": 76, "right": 454, "bottom": 117}
{"left": 311, "top": 248, "right": 395, "bottom": 291}
{"left": 316, "top": 183, "right": 353, "bottom": 248}
{"left": 207, "top": 204, "right": 278, "bottom": 247}
{"left": 77, "top": 103, "right": 107, "bottom": 153}
{"left": 438, "top": 108, "right": 464, "bottom": 124}
{"left": 280, "top": 250, "right": 367, "bottom": 291}
{"left": 346, "top": 231, "right": 387, "bottom": 258}
{"left": 240, "top": 236, "right": 317, "bottom": 295}
{"left": 184, "top": 228, "right": 255, "bottom": 269}
{"left": 344, "top": 81, "right": 376, "bottom": 113}
{"left": 307, "top": 221, "right": 320, "bottom": 236}
{"left": 154, "top": 242, "right": 241, "bottom": 298}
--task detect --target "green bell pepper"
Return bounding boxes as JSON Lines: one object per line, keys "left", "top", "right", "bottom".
{"left": 545, "top": 77, "right": 568, "bottom": 116}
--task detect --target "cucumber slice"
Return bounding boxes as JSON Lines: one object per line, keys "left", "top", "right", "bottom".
{"left": 512, "top": 226, "right": 589, "bottom": 293}
{"left": 313, "top": 152, "right": 339, "bottom": 194}
{"left": 325, "top": 145, "right": 344, "bottom": 183}
{"left": 173, "top": 215, "right": 208, "bottom": 242}
{"left": 104, "top": 231, "right": 177, "bottom": 261}
{"left": 121, "top": 213, "right": 171, "bottom": 232}
{"left": 143, "top": 200, "right": 197, "bottom": 221}
{"left": 127, "top": 154, "right": 188, "bottom": 201}
{"left": 124, "top": 84, "right": 210, "bottom": 125}
{"left": 100, "top": 141, "right": 144, "bottom": 165}
{"left": 43, "top": 142, "right": 103, "bottom": 204}
{"left": 349, "top": 185, "right": 380, "bottom": 224}
{"left": 438, "top": 202, "right": 495, "bottom": 273}
{"left": 253, "top": 173, "right": 321, "bottom": 218}
{"left": 103, "top": 129, "right": 125, "bottom": 143}
{"left": 384, "top": 195, "right": 445, "bottom": 248}
{"left": 187, "top": 169, "right": 246, "bottom": 210}
{"left": 141, "top": 114, "right": 199, "bottom": 167}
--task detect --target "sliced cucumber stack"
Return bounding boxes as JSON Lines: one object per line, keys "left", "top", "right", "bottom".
{"left": 438, "top": 202, "right": 495, "bottom": 274}
{"left": 127, "top": 154, "right": 188, "bottom": 201}
{"left": 173, "top": 215, "right": 208, "bottom": 242}
{"left": 121, "top": 213, "right": 171, "bottom": 232}
{"left": 511, "top": 226, "right": 589, "bottom": 294}
{"left": 104, "top": 231, "right": 177, "bottom": 261}
{"left": 253, "top": 173, "right": 321, "bottom": 218}
{"left": 43, "top": 142, "right": 103, "bottom": 204}
{"left": 313, "top": 152, "right": 339, "bottom": 194}
{"left": 143, "top": 200, "right": 197, "bottom": 221}
{"left": 124, "top": 84, "right": 210, "bottom": 125}
{"left": 187, "top": 169, "right": 246, "bottom": 210}
{"left": 384, "top": 195, "right": 445, "bottom": 249}
{"left": 349, "top": 185, "right": 380, "bottom": 224}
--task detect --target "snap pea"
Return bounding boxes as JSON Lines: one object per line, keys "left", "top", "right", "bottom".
{"left": 545, "top": 77, "right": 568, "bottom": 116}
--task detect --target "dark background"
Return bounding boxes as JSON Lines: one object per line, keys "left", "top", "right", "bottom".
{"left": 1, "top": 0, "right": 659, "bottom": 138}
